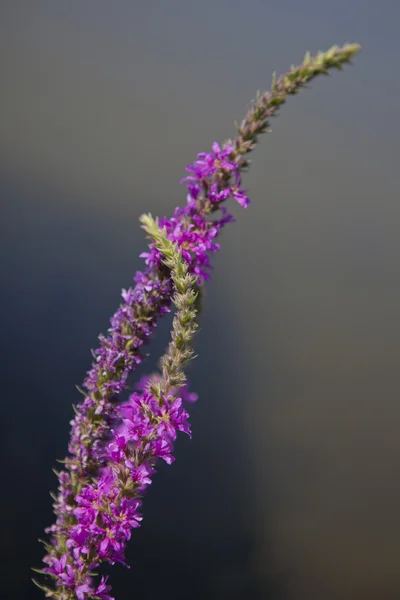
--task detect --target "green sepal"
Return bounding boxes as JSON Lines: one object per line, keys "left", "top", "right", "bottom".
{"left": 32, "top": 578, "right": 50, "bottom": 591}
{"left": 38, "top": 538, "right": 53, "bottom": 553}
{"left": 75, "top": 385, "right": 87, "bottom": 397}
{"left": 31, "top": 567, "right": 53, "bottom": 577}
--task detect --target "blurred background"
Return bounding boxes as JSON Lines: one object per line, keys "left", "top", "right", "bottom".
{"left": 1, "top": 2, "right": 399, "bottom": 599}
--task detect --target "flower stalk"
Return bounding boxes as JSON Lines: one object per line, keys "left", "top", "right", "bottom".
{"left": 35, "top": 43, "right": 360, "bottom": 599}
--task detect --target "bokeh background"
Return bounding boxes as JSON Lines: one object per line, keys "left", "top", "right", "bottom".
{"left": 1, "top": 2, "right": 399, "bottom": 599}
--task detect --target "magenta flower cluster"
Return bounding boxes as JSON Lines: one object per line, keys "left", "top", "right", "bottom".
{"left": 40, "top": 142, "right": 250, "bottom": 599}
{"left": 141, "top": 142, "right": 248, "bottom": 282}
{"left": 45, "top": 378, "right": 196, "bottom": 599}
{"left": 38, "top": 43, "right": 359, "bottom": 599}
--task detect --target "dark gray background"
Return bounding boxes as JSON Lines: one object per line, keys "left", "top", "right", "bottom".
{"left": 1, "top": 2, "right": 399, "bottom": 599}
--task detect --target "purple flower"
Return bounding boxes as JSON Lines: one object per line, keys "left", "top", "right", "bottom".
{"left": 76, "top": 582, "right": 93, "bottom": 600}
{"left": 157, "top": 397, "right": 191, "bottom": 440}
{"left": 43, "top": 554, "right": 67, "bottom": 577}
{"left": 232, "top": 186, "right": 250, "bottom": 208}
{"left": 94, "top": 577, "right": 114, "bottom": 600}
{"left": 181, "top": 141, "right": 250, "bottom": 212}
{"left": 182, "top": 141, "right": 236, "bottom": 182}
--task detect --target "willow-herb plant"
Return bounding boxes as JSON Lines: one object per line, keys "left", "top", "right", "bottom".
{"left": 34, "top": 43, "right": 360, "bottom": 600}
